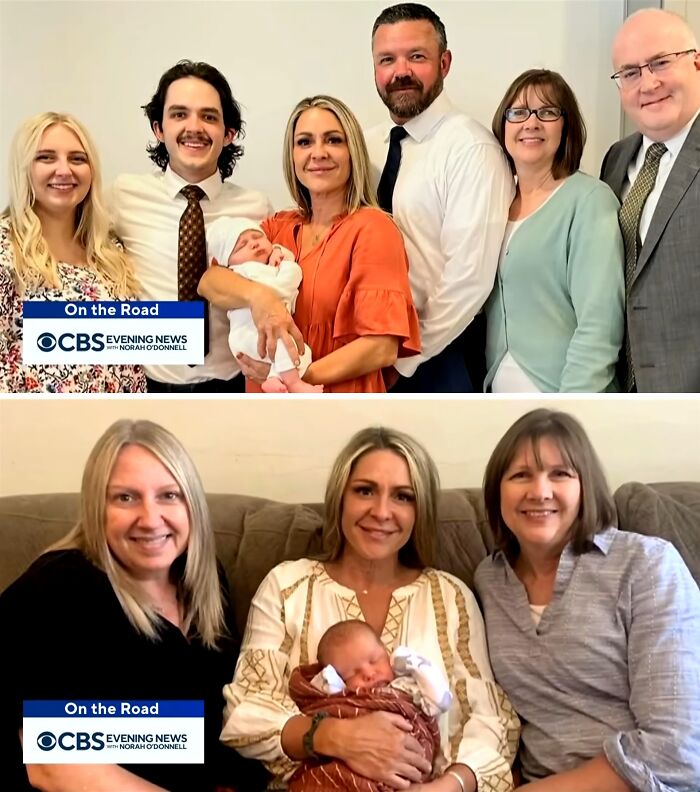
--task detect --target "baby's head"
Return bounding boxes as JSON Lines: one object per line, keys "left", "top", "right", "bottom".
{"left": 228, "top": 228, "right": 273, "bottom": 266}
{"left": 206, "top": 217, "right": 272, "bottom": 267}
{"left": 317, "top": 620, "right": 394, "bottom": 690}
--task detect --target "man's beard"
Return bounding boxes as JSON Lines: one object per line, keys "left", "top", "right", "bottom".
{"left": 377, "top": 73, "right": 444, "bottom": 120}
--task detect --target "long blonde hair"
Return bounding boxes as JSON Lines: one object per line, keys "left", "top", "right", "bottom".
{"left": 4, "top": 112, "right": 139, "bottom": 298}
{"left": 322, "top": 426, "right": 439, "bottom": 568}
{"left": 282, "top": 95, "right": 378, "bottom": 220}
{"left": 47, "top": 419, "right": 226, "bottom": 649}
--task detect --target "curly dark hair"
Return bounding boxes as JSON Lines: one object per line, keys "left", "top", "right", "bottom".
{"left": 142, "top": 60, "right": 244, "bottom": 179}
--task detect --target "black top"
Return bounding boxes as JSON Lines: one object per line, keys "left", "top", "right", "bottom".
{"left": 0, "top": 549, "right": 268, "bottom": 791}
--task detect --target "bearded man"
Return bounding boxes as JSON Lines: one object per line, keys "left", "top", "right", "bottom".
{"left": 365, "top": 3, "right": 512, "bottom": 392}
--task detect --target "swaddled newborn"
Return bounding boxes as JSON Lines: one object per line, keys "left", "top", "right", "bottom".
{"left": 288, "top": 620, "right": 452, "bottom": 791}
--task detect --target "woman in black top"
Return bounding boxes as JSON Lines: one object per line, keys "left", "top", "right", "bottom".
{"left": 0, "top": 418, "right": 265, "bottom": 792}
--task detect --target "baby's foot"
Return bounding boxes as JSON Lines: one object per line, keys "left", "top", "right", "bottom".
{"left": 261, "top": 377, "right": 288, "bottom": 394}
{"left": 287, "top": 381, "right": 324, "bottom": 393}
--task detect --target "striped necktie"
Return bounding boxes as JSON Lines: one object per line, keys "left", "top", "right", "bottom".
{"left": 618, "top": 142, "right": 666, "bottom": 390}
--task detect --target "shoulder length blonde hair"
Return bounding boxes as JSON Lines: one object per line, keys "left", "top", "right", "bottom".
{"left": 321, "top": 426, "right": 439, "bottom": 569}
{"left": 4, "top": 112, "right": 139, "bottom": 298}
{"left": 47, "top": 419, "right": 225, "bottom": 649}
{"left": 282, "top": 95, "right": 378, "bottom": 220}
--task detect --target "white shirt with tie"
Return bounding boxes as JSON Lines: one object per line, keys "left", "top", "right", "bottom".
{"left": 365, "top": 91, "right": 513, "bottom": 377}
{"left": 111, "top": 167, "right": 272, "bottom": 385}
{"left": 622, "top": 108, "right": 700, "bottom": 243}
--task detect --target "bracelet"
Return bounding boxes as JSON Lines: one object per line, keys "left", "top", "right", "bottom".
{"left": 446, "top": 770, "right": 465, "bottom": 792}
{"left": 302, "top": 711, "right": 329, "bottom": 759}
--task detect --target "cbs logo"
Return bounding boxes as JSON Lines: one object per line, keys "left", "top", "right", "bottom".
{"left": 36, "top": 731, "right": 105, "bottom": 751}
{"left": 36, "top": 333, "right": 105, "bottom": 352}
{"left": 36, "top": 333, "right": 57, "bottom": 352}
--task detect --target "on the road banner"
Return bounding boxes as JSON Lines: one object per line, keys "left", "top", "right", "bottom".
{"left": 23, "top": 699, "right": 204, "bottom": 764}
{"left": 22, "top": 301, "right": 205, "bottom": 365}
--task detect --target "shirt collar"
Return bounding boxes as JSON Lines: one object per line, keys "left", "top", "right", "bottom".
{"left": 381, "top": 90, "right": 454, "bottom": 144}
{"left": 163, "top": 166, "right": 224, "bottom": 202}
{"left": 588, "top": 526, "right": 616, "bottom": 555}
{"left": 640, "top": 107, "right": 700, "bottom": 161}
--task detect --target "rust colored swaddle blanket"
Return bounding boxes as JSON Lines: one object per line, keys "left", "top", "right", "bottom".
{"left": 288, "top": 662, "right": 441, "bottom": 792}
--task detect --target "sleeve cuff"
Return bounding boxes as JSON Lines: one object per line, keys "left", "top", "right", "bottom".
{"left": 394, "top": 353, "right": 425, "bottom": 378}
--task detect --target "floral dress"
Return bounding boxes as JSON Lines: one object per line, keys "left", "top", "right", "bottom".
{"left": 0, "top": 218, "right": 146, "bottom": 393}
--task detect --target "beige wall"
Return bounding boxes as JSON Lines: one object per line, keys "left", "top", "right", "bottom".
{"left": 0, "top": 398, "right": 697, "bottom": 501}
{"left": 0, "top": 0, "right": 625, "bottom": 209}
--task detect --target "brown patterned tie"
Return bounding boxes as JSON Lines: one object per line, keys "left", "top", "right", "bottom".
{"left": 618, "top": 142, "right": 666, "bottom": 391}
{"left": 178, "top": 185, "right": 208, "bottom": 357}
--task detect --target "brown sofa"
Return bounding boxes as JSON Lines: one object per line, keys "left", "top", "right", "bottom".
{"left": 1, "top": 482, "right": 698, "bottom": 636}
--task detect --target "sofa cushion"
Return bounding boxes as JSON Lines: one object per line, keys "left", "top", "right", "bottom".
{"left": 1, "top": 483, "right": 697, "bottom": 638}
{"left": 614, "top": 481, "right": 700, "bottom": 582}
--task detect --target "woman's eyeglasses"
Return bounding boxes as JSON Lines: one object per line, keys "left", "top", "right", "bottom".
{"left": 505, "top": 107, "right": 564, "bottom": 123}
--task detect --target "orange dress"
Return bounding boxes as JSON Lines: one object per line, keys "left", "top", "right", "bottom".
{"left": 252, "top": 206, "right": 420, "bottom": 394}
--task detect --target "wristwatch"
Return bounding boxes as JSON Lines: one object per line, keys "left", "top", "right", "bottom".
{"left": 302, "top": 711, "right": 329, "bottom": 759}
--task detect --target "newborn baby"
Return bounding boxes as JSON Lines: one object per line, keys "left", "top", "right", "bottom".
{"left": 288, "top": 620, "right": 452, "bottom": 792}
{"left": 207, "top": 217, "right": 321, "bottom": 393}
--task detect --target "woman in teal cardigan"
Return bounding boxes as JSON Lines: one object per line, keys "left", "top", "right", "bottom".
{"left": 485, "top": 69, "right": 624, "bottom": 393}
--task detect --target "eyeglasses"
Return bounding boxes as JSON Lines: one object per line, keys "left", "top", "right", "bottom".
{"left": 504, "top": 107, "right": 564, "bottom": 123}
{"left": 611, "top": 49, "right": 697, "bottom": 88}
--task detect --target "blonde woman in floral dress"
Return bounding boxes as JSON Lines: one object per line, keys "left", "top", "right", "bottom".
{"left": 0, "top": 112, "right": 145, "bottom": 392}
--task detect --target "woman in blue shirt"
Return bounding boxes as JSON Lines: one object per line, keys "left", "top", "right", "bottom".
{"left": 475, "top": 408, "right": 700, "bottom": 790}
{"left": 485, "top": 70, "right": 624, "bottom": 392}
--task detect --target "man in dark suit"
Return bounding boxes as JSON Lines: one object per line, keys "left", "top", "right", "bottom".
{"left": 601, "top": 9, "right": 700, "bottom": 392}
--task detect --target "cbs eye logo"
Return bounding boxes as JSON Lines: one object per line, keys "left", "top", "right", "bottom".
{"left": 36, "top": 333, "right": 57, "bottom": 352}
{"left": 37, "top": 731, "right": 57, "bottom": 751}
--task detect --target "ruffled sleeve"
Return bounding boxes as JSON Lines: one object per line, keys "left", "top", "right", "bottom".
{"left": 333, "top": 209, "right": 420, "bottom": 357}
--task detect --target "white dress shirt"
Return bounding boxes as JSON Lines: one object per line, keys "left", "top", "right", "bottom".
{"left": 111, "top": 167, "right": 272, "bottom": 384}
{"left": 622, "top": 108, "right": 700, "bottom": 243}
{"left": 365, "top": 91, "right": 513, "bottom": 377}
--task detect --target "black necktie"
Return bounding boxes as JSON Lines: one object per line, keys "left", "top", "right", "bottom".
{"left": 377, "top": 126, "right": 408, "bottom": 213}
{"left": 178, "top": 185, "right": 209, "bottom": 358}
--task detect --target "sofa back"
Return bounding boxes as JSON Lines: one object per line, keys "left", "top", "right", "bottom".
{"left": 1, "top": 482, "right": 698, "bottom": 636}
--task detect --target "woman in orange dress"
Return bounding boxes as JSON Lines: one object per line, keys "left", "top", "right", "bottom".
{"left": 202, "top": 95, "right": 420, "bottom": 393}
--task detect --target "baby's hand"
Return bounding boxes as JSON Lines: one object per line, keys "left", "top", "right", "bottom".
{"left": 268, "top": 247, "right": 285, "bottom": 268}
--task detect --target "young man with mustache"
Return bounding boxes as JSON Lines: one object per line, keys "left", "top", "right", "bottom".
{"left": 365, "top": 3, "right": 513, "bottom": 393}
{"left": 112, "top": 61, "right": 287, "bottom": 393}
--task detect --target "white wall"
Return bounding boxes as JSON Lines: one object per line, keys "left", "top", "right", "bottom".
{"left": 1, "top": 398, "right": 698, "bottom": 500}
{"left": 0, "top": 0, "right": 625, "bottom": 209}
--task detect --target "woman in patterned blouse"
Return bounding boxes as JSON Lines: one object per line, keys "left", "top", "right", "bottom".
{"left": 222, "top": 426, "right": 519, "bottom": 792}
{"left": 0, "top": 111, "right": 145, "bottom": 392}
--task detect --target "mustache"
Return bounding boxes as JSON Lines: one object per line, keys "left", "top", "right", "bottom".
{"left": 387, "top": 76, "right": 423, "bottom": 92}
{"left": 177, "top": 134, "right": 212, "bottom": 144}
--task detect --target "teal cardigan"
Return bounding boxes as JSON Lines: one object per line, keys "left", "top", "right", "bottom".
{"left": 484, "top": 171, "right": 625, "bottom": 392}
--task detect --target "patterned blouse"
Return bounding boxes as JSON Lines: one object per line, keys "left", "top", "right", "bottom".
{"left": 0, "top": 218, "right": 145, "bottom": 393}
{"left": 221, "top": 558, "right": 519, "bottom": 791}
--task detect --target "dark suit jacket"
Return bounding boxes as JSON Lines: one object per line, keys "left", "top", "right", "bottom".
{"left": 601, "top": 114, "right": 700, "bottom": 392}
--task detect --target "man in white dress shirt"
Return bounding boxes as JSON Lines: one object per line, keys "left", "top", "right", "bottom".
{"left": 112, "top": 60, "right": 296, "bottom": 392}
{"left": 365, "top": 3, "right": 513, "bottom": 393}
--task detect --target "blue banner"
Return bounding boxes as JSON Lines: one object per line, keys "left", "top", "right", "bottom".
{"left": 23, "top": 700, "right": 204, "bottom": 717}
{"left": 23, "top": 301, "right": 205, "bottom": 319}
